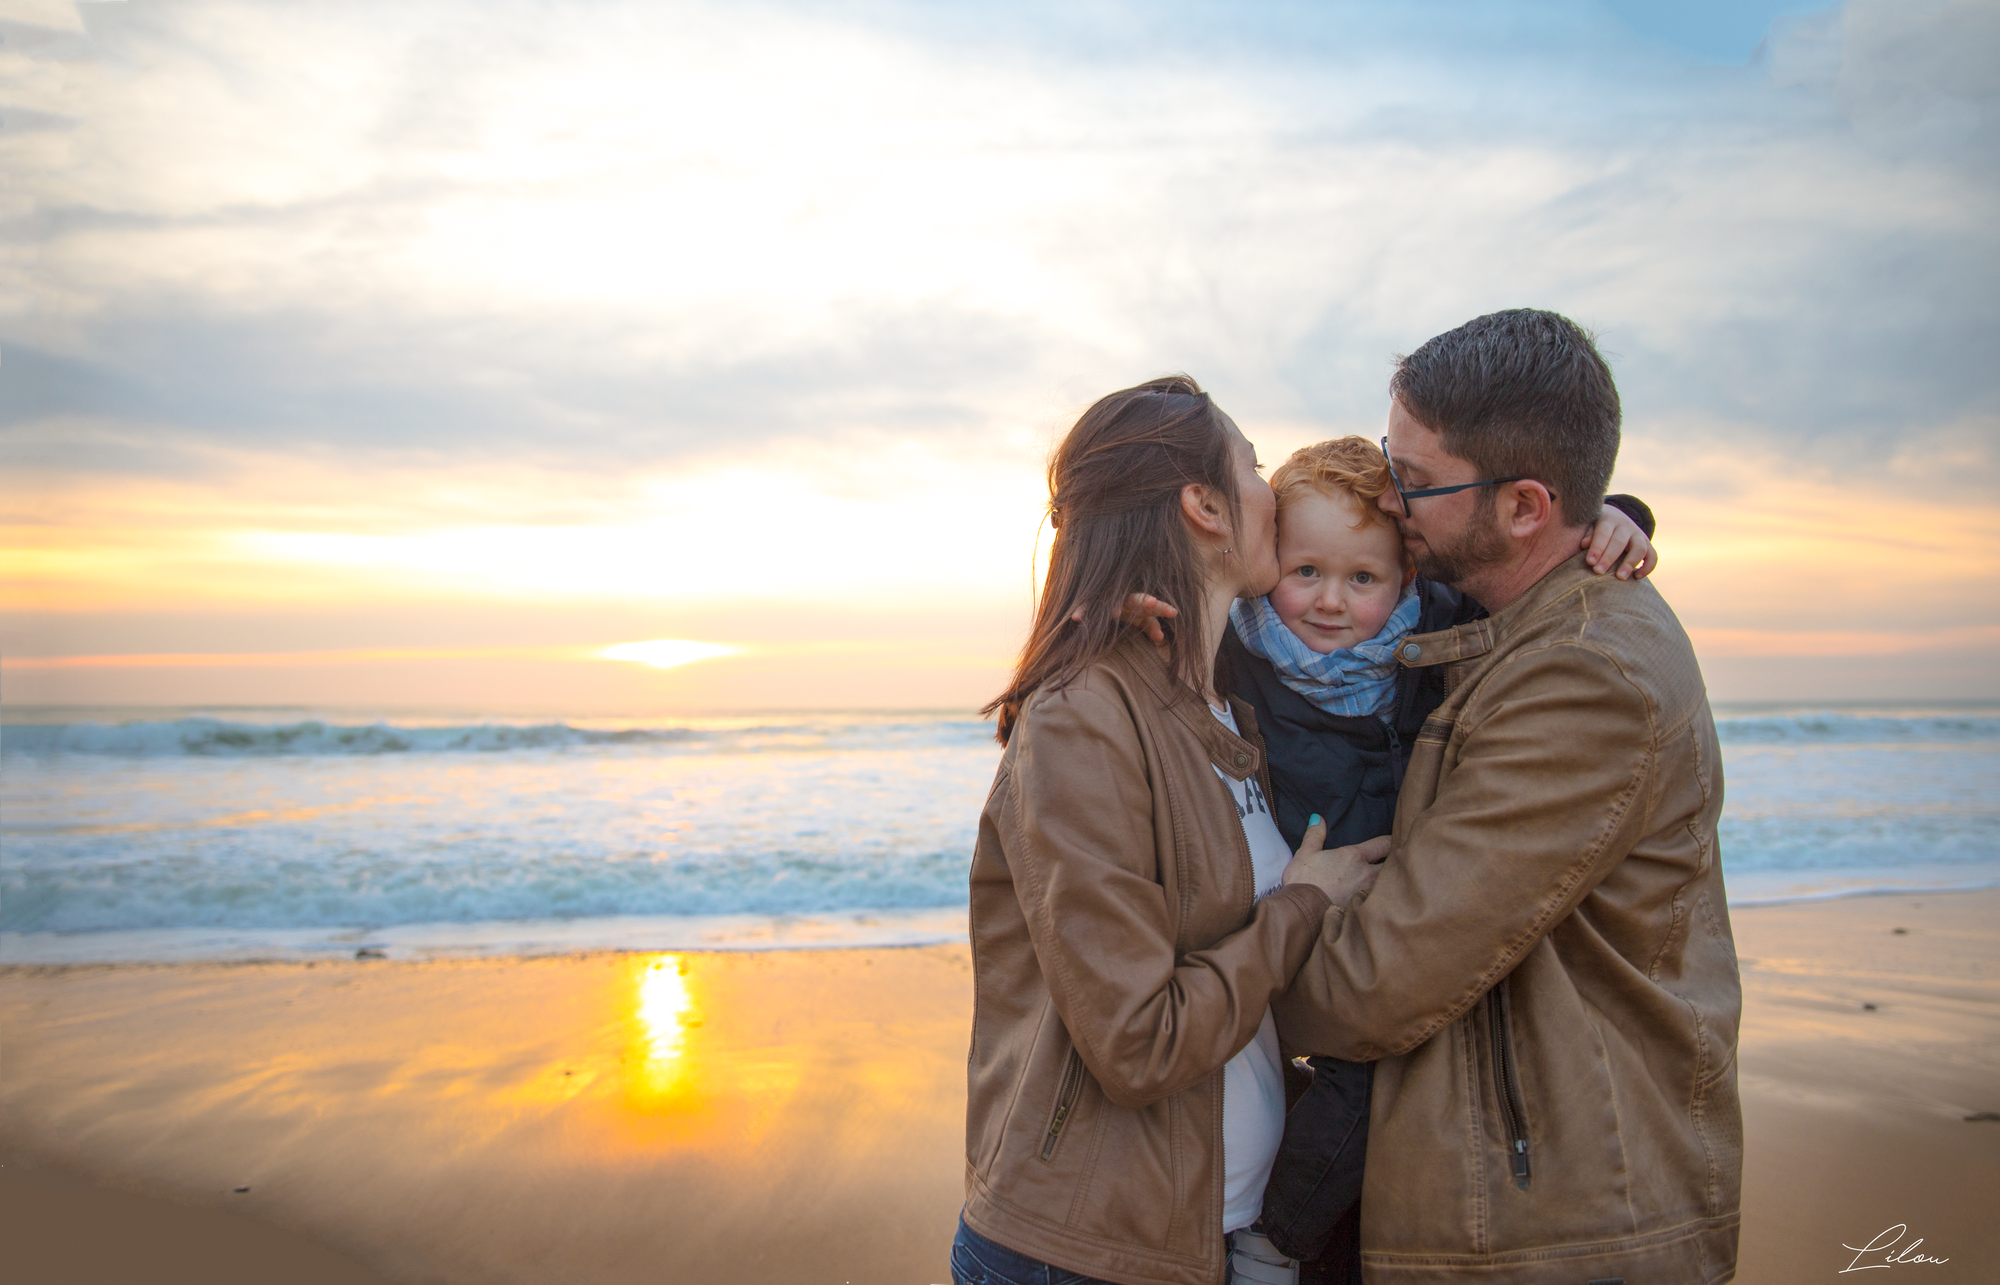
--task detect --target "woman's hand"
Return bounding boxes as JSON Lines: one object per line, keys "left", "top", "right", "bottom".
{"left": 1582, "top": 506, "right": 1656, "bottom": 580}
{"left": 1281, "top": 816, "right": 1390, "bottom": 908}
{"left": 1070, "top": 593, "right": 1180, "bottom": 644}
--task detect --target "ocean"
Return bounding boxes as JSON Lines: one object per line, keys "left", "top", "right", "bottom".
{"left": 3, "top": 704, "right": 1996, "bottom": 963}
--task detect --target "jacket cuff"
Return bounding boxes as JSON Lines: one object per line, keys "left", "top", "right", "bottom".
{"left": 1268, "top": 881, "right": 1333, "bottom": 929}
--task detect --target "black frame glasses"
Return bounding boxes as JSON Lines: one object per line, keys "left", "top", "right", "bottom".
{"left": 1379, "top": 436, "right": 1535, "bottom": 516}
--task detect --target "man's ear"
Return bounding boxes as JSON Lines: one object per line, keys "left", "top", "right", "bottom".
{"left": 1499, "top": 480, "right": 1558, "bottom": 539}
{"left": 1181, "top": 482, "right": 1229, "bottom": 537}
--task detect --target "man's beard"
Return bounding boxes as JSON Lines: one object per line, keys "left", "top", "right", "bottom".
{"left": 1407, "top": 500, "right": 1508, "bottom": 586}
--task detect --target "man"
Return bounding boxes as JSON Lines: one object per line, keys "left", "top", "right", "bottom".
{"left": 1277, "top": 309, "right": 1742, "bottom": 1284}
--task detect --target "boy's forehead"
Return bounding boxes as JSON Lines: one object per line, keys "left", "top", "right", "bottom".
{"left": 1281, "top": 485, "right": 1366, "bottom": 520}
{"left": 1278, "top": 488, "right": 1397, "bottom": 552}
{"left": 1276, "top": 486, "right": 1410, "bottom": 570}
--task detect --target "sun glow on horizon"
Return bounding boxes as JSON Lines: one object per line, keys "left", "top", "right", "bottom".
{"left": 600, "top": 639, "right": 739, "bottom": 670}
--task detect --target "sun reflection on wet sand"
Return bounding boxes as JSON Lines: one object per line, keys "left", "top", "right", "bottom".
{"left": 620, "top": 952, "right": 720, "bottom": 1126}
{"left": 610, "top": 953, "right": 833, "bottom": 1150}
{"left": 637, "top": 954, "right": 693, "bottom": 1062}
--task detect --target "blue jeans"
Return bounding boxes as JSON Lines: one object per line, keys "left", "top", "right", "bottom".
{"left": 949, "top": 1218, "right": 1124, "bottom": 1285}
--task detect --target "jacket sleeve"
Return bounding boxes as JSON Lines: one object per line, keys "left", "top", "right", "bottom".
{"left": 1603, "top": 493, "right": 1656, "bottom": 538}
{"left": 1272, "top": 641, "right": 1659, "bottom": 1061}
{"left": 1005, "top": 681, "right": 1332, "bottom": 1109}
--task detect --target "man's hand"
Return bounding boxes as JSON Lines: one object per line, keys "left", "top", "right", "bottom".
{"left": 1281, "top": 816, "right": 1391, "bottom": 908}
{"left": 1582, "top": 507, "right": 1656, "bottom": 580}
{"left": 1070, "top": 593, "right": 1180, "bottom": 644}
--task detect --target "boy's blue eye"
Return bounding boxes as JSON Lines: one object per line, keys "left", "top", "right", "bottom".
{"left": 1355, "top": 572, "right": 1374, "bottom": 584}
{"left": 1297, "top": 565, "right": 1318, "bottom": 579}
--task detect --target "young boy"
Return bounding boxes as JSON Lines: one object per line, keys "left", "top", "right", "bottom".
{"left": 1216, "top": 436, "right": 1655, "bottom": 1285}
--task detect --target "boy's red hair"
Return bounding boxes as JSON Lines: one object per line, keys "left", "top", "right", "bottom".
{"left": 1268, "top": 436, "right": 1409, "bottom": 566}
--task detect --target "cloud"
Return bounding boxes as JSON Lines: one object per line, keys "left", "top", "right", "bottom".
{"left": 0, "top": 0, "right": 1990, "bottom": 488}
{"left": 1, "top": 0, "right": 1995, "bottom": 706}
{"left": 0, "top": 299, "right": 1046, "bottom": 469}
{"left": 1773, "top": 0, "right": 2000, "bottom": 131}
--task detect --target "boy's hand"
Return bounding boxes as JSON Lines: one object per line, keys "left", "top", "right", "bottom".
{"left": 1583, "top": 506, "right": 1656, "bottom": 580}
{"left": 1070, "top": 593, "right": 1179, "bottom": 644}
{"left": 1281, "top": 815, "right": 1390, "bottom": 907}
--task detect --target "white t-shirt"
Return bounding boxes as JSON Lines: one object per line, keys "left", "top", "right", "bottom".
{"left": 1209, "top": 702, "right": 1293, "bottom": 1234}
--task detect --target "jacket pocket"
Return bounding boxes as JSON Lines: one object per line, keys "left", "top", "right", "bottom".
{"left": 1039, "top": 1046, "right": 1086, "bottom": 1162}
{"left": 1488, "top": 977, "right": 1532, "bottom": 1190}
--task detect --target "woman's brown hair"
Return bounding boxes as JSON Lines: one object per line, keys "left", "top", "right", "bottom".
{"left": 984, "top": 375, "right": 1239, "bottom": 745}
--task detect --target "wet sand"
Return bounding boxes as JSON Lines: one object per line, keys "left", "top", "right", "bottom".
{"left": 1729, "top": 890, "right": 1998, "bottom": 1283}
{"left": 0, "top": 948, "right": 973, "bottom": 1284}
{"left": 1, "top": 891, "right": 1995, "bottom": 1284}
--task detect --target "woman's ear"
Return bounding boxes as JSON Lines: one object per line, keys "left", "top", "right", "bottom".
{"left": 1180, "top": 482, "right": 1230, "bottom": 537}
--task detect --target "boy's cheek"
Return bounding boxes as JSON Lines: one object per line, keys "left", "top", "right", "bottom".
{"left": 1268, "top": 581, "right": 1311, "bottom": 623}
{"left": 1354, "top": 591, "right": 1404, "bottom": 639}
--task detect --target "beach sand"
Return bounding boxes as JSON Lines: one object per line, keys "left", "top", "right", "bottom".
{"left": 2, "top": 891, "right": 1994, "bottom": 1284}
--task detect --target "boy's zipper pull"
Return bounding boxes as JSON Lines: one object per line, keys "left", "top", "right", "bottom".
{"left": 1511, "top": 1138, "right": 1531, "bottom": 1188}
{"left": 1385, "top": 721, "right": 1405, "bottom": 791}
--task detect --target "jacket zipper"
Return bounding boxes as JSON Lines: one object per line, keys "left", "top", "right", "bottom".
{"left": 1040, "top": 1047, "right": 1086, "bottom": 1161}
{"left": 1488, "top": 978, "right": 1532, "bottom": 1189}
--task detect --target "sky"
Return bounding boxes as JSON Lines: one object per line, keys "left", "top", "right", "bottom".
{"left": 2, "top": 0, "right": 1996, "bottom": 713}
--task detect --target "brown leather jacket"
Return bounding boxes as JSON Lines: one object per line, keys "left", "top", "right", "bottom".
{"left": 963, "top": 635, "right": 1334, "bottom": 1285}
{"left": 1274, "top": 554, "right": 1742, "bottom": 1284}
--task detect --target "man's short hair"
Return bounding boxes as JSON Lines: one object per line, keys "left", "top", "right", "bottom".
{"left": 1389, "top": 309, "right": 1620, "bottom": 528}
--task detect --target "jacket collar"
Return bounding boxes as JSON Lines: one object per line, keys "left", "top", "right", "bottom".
{"left": 1396, "top": 552, "right": 1599, "bottom": 671}
{"left": 1117, "top": 632, "right": 1265, "bottom": 781}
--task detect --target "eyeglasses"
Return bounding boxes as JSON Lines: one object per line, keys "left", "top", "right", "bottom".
{"left": 1379, "top": 436, "right": 1536, "bottom": 517}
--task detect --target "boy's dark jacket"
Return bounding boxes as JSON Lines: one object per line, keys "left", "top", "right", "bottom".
{"left": 1216, "top": 579, "right": 1475, "bottom": 1274}
{"left": 1219, "top": 575, "right": 1477, "bottom": 853}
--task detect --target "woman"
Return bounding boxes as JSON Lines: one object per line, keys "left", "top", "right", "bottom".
{"left": 954, "top": 376, "right": 1385, "bottom": 1285}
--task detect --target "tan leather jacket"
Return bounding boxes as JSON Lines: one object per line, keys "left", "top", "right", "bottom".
{"left": 1275, "top": 554, "right": 1742, "bottom": 1284}
{"left": 963, "top": 635, "right": 1333, "bottom": 1285}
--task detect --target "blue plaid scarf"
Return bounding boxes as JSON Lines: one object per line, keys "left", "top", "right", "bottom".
{"left": 1229, "top": 586, "right": 1421, "bottom": 719}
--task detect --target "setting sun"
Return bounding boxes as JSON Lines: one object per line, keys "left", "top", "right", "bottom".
{"left": 600, "top": 640, "right": 738, "bottom": 670}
